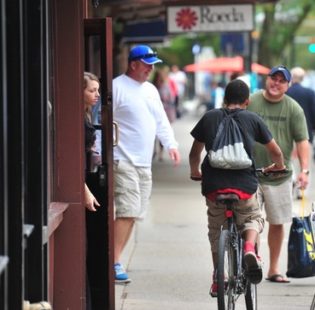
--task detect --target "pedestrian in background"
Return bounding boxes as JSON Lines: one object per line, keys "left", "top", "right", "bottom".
{"left": 248, "top": 65, "right": 310, "bottom": 283}
{"left": 286, "top": 66, "right": 315, "bottom": 144}
{"left": 113, "top": 45, "right": 181, "bottom": 283}
{"left": 152, "top": 66, "right": 177, "bottom": 161}
{"left": 169, "top": 64, "right": 187, "bottom": 118}
{"left": 208, "top": 80, "right": 224, "bottom": 110}
{"left": 152, "top": 66, "right": 177, "bottom": 124}
{"left": 286, "top": 66, "right": 315, "bottom": 158}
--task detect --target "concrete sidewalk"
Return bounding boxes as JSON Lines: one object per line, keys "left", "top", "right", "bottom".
{"left": 115, "top": 112, "right": 315, "bottom": 310}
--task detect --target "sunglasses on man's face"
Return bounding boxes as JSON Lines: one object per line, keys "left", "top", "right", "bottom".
{"left": 269, "top": 75, "right": 288, "bottom": 84}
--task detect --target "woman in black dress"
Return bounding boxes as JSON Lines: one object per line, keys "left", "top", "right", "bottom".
{"left": 84, "top": 72, "right": 101, "bottom": 212}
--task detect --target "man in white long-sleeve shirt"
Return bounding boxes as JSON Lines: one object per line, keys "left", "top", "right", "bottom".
{"left": 113, "top": 45, "right": 181, "bottom": 283}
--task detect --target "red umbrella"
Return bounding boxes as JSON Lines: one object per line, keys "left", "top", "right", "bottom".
{"left": 251, "top": 63, "right": 270, "bottom": 75}
{"left": 184, "top": 56, "right": 244, "bottom": 73}
{"left": 184, "top": 57, "right": 270, "bottom": 75}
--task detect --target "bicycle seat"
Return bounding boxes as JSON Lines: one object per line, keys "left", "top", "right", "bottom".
{"left": 216, "top": 193, "right": 240, "bottom": 203}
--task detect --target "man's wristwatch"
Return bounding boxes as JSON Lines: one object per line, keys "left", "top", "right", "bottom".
{"left": 301, "top": 169, "right": 310, "bottom": 175}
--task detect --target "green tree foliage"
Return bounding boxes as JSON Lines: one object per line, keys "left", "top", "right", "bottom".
{"left": 158, "top": 33, "right": 220, "bottom": 69}
{"left": 159, "top": 1, "right": 315, "bottom": 70}
{"left": 257, "top": 0, "right": 315, "bottom": 67}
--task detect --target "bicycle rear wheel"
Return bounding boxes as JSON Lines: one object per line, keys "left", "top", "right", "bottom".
{"left": 245, "top": 281, "right": 257, "bottom": 310}
{"left": 217, "top": 230, "right": 236, "bottom": 310}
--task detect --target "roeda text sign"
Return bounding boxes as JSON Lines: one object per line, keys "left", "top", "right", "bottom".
{"left": 167, "top": 5, "right": 254, "bottom": 33}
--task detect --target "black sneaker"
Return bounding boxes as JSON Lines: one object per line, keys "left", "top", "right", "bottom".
{"left": 244, "top": 252, "right": 263, "bottom": 284}
{"left": 244, "top": 242, "right": 263, "bottom": 284}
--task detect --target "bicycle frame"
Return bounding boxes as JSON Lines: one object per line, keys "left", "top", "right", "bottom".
{"left": 216, "top": 194, "right": 257, "bottom": 310}
{"left": 225, "top": 203, "right": 243, "bottom": 282}
{"left": 226, "top": 201, "right": 245, "bottom": 290}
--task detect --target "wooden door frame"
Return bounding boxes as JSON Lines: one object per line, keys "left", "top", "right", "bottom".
{"left": 51, "top": 0, "right": 86, "bottom": 308}
{"left": 84, "top": 18, "right": 114, "bottom": 310}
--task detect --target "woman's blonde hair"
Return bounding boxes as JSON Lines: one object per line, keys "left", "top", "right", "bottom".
{"left": 84, "top": 71, "right": 100, "bottom": 88}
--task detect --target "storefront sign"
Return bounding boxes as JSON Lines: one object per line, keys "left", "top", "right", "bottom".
{"left": 167, "top": 5, "right": 254, "bottom": 33}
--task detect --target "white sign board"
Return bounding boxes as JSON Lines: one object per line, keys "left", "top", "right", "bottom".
{"left": 167, "top": 5, "right": 254, "bottom": 33}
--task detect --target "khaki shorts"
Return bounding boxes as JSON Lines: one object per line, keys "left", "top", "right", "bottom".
{"left": 206, "top": 195, "right": 264, "bottom": 253}
{"left": 257, "top": 179, "right": 293, "bottom": 225}
{"left": 114, "top": 160, "right": 152, "bottom": 220}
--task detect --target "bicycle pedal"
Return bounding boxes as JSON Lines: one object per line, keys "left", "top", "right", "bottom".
{"left": 246, "top": 268, "right": 263, "bottom": 284}
{"left": 209, "top": 281, "right": 228, "bottom": 297}
{"left": 209, "top": 282, "right": 218, "bottom": 298}
{"left": 209, "top": 291, "right": 218, "bottom": 298}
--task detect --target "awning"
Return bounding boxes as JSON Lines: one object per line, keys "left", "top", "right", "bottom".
{"left": 184, "top": 56, "right": 270, "bottom": 74}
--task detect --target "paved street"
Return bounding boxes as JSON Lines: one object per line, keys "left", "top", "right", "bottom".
{"left": 115, "top": 110, "right": 315, "bottom": 310}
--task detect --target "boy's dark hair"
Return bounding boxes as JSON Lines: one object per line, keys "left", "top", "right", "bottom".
{"left": 224, "top": 79, "right": 249, "bottom": 106}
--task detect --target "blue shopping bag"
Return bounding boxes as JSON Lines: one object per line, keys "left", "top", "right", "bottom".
{"left": 286, "top": 215, "right": 315, "bottom": 278}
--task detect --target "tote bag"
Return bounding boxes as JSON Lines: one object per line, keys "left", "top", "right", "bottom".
{"left": 286, "top": 192, "right": 315, "bottom": 278}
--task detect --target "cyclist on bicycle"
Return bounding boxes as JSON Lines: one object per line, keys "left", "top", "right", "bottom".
{"left": 189, "top": 79, "right": 285, "bottom": 297}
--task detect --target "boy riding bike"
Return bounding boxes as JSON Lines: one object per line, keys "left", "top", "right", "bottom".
{"left": 189, "top": 79, "right": 285, "bottom": 296}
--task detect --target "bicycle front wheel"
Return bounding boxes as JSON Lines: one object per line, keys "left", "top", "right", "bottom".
{"left": 217, "top": 229, "right": 236, "bottom": 310}
{"left": 245, "top": 280, "right": 257, "bottom": 310}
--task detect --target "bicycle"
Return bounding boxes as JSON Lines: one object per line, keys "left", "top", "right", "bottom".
{"left": 216, "top": 192, "right": 258, "bottom": 310}
{"left": 190, "top": 168, "right": 288, "bottom": 310}
{"left": 190, "top": 176, "right": 259, "bottom": 310}
{"left": 216, "top": 168, "right": 289, "bottom": 310}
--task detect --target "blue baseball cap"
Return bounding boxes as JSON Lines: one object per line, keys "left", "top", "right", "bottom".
{"left": 128, "top": 45, "right": 162, "bottom": 65}
{"left": 268, "top": 65, "right": 291, "bottom": 82}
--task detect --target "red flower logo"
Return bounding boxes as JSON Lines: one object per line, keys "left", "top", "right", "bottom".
{"left": 175, "top": 8, "right": 198, "bottom": 30}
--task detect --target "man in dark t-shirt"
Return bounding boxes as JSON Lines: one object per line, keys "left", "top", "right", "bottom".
{"left": 189, "top": 79, "right": 285, "bottom": 296}
{"left": 286, "top": 67, "right": 315, "bottom": 144}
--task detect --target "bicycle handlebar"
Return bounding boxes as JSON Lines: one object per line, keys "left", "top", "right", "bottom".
{"left": 256, "top": 168, "right": 289, "bottom": 176}
{"left": 190, "top": 168, "right": 289, "bottom": 181}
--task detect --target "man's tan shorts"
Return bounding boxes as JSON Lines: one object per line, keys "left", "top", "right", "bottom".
{"left": 114, "top": 160, "right": 152, "bottom": 220}
{"left": 206, "top": 195, "right": 264, "bottom": 253}
{"left": 256, "top": 179, "right": 293, "bottom": 225}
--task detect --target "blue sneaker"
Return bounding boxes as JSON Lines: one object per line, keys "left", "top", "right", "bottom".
{"left": 114, "top": 263, "right": 131, "bottom": 283}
